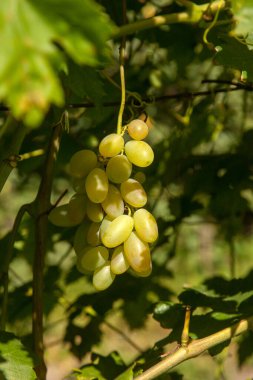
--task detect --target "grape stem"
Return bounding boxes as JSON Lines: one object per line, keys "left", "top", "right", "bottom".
{"left": 116, "top": 0, "right": 127, "bottom": 135}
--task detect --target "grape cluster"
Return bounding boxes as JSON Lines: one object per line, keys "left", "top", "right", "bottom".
{"left": 49, "top": 118, "right": 158, "bottom": 291}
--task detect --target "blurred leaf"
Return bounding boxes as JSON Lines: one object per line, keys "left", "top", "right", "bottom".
{"left": 0, "top": 331, "right": 36, "bottom": 380}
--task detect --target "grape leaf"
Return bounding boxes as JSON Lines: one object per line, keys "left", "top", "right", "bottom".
{"left": 0, "top": 331, "right": 36, "bottom": 380}
{"left": 0, "top": 0, "right": 114, "bottom": 127}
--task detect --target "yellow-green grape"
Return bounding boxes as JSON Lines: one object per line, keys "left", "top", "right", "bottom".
{"left": 124, "top": 232, "right": 152, "bottom": 273}
{"left": 138, "top": 113, "right": 153, "bottom": 130}
{"left": 93, "top": 261, "right": 115, "bottom": 291}
{"left": 73, "top": 221, "right": 89, "bottom": 255}
{"left": 78, "top": 246, "right": 109, "bottom": 272}
{"left": 101, "top": 215, "right": 134, "bottom": 248}
{"left": 128, "top": 119, "right": 149, "bottom": 140}
{"left": 67, "top": 193, "right": 86, "bottom": 224}
{"left": 120, "top": 178, "right": 147, "bottom": 208}
{"left": 86, "top": 199, "right": 104, "bottom": 222}
{"left": 125, "top": 141, "right": 154, "bottom": 167}
{"left": 106, "top": 155, "right": 132, "bottom": 184}
{"left": 72, "top": 177, "right": 86, "bottom": 193}
{"left": 133, "top": 171, "right": 146, "bottom": 184}
{"left": 128, "top": 267, "right": 152, "bottom": 278}
{"left": 85, "top": 168, "right": 109, "bottom": 203}
{"left": 101, "top": 184, "right": 124, "bottom": 219}
{"left": 111, "top": 245, "right": 129, "bottom": 274}
{"left": 99, "top": 133, "right": 124, "bottom": 158}
{"left": 69, "top": 149, "right": 97, "bottom": 178}
{"left": 76, "top": 254, "right": 92, "bottom": 274}
{"left": 133, "top": 208, "right": 158, "bottom": 243}
{"left": 48, "top": 204, "right": 78, "bottom": 227}
{"left": 87, "top": 222, "right": 101, "bottom": 246}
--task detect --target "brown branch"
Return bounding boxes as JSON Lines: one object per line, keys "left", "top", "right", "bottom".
{"left": 32, "top": 121, "right": 63, "bottom": 380}
{"left": 134, "top": 316, "right": 253, "bottom": 380}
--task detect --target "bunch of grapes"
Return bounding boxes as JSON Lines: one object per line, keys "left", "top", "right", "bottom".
{"left": 49, "top": 118, "right": 158, "bottom": 291}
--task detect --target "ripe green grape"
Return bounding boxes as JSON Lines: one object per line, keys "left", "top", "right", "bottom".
{"left": 101, "top": 184, "right": 124, "bottom": 219}
{"left": 101, "top": 215, "right": 134, "bottom": 248}
{"left": 124, "top": 232, "right": 152, "bottom": 273}
{"left": 111, "top": 245, "right": 129, "bottom": 274}
{"left": 85, "top": 168, "right": 109, "bottom": 203}
{"left": 69, "top": 149, "right": 97, "bottom": 178}
{"left": 120, "top": 178, "right": 147, "bottom": 208}
{"left": 125, "top": 141, "right": 154, "bottom": 167}
{"left": 93, "top": 261, "right": 115, "bottom": 291}
{"left": 128, "top": 119, "right": 149, "bottom": 140}
{"left": 87, "top": 222, "right": 101, "bottom": 246}
{"left": 133, "top": 208, "right": 158, "bottom": 243}
{"left": 133, "top": 171, "right": 146, "bottom": 184}
{"left": 67, "top": 193, "right": 86, "bottom": 224}
{"left": 48, "top": 204, "right": 78, "bottom": 227}
{"left": 99, "top": 133, "right": 124, "bottom": 158}
{"left": 106, "top": 155, "right": 132, "bottom": 184}
{"left": 78, "top": 245, "right": 109, "bottom": 272}
{"left": 86, "top": 199, "right": 104, "bottom": 222}
{"left": 73, "top": 221, "right": 89, "bottom": 255}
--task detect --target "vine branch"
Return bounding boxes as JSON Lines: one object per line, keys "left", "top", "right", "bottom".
{"left": 134, "top": 316, "right": 253, "bottom": 380}
{"left": 32, "top": 121, "right": 63, "bottom": 380}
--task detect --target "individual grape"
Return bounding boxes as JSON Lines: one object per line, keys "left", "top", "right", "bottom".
{"left": 101, "top": 184, "right": 124, "bottom": 219}
{"left": 128, "top": 119, "right": 149, "bottom": 140}
{"left": 73, "top": 221, "right": 89, "bottom": 255}
{"left": 78, "top": 245, "right": 109, "bottom": 272}
{"left": 93, "top": 261, "right": 115, "bottom": 291}
{"left": 133, "top": 208, "right": 158, "bottom": 243}
{"left": 125, "top": 141, "right": 154, "bottom": 167}
{"left": 124, "top": 232, "right": 152, "bottom": 273}
{"left": 67, "top": 193, "right": 86, "bottom": 224}
{"left": 48, "top": 204, "right": 79, "bottom": 227}
{"left": 128, "top": 267, "right": 152, "bottom": 278}
{"left": 86, "top": 199, "right": 104, "bottom": 222}
{"left": 99, "top": 133, "right": 124, "bottom": 158}
{"left": 111, "top": 245, "right": 129, "bottom": 274}
{"left": 106, "top": 155, "right": 132, "bottom": 184}
{"left": 133, "top": 171, "right": 146, "bottom": 184}
{"left": 120, "top": 179, "right": 147, "bottom": 208}
{"left": 85, "top": 168, "right": 109, "bottom": 203}
{"left": 138, "top": 113, "right": 153, "bottom": 129}
{"left": 69, "top": 149, "right": 97, "bottom": 178}
{"left": 72, "top": 177, "right": 86, "bottom": 193}
{"left": 101, "top": 215, "right": 134, "bottom": 248}
{"left": 76, "top": 254, "right": 92, "bottom": 274}
{"left": 87, "top": 222, "right": 101, "bottom": 246}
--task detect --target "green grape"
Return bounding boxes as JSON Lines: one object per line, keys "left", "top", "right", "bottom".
{"left": 67, "top": 193, "right": 86, "bottom": 224}
{"left": 125, "top": 141, "right": 154, "bottom": 167}
{"left": 124, "top": 231, "right": 152, "bottom": 273}
{"left": 76, "top": 254, "right": 92, "bottom": 274}
{"left": 101, "top": 215, "right": 134, "bottom": 248}
{"left": 93, "top": 261, "right": 115, "bottom": 291}
{"left": 72, "top": 177, "right": 86, "bottom": 193}
{"left": 133, "top": 208, "right": 158, "bottom": 243}
{"left": 128, "top": 119, "right": 149, "bottom": 140}
{"left": 86, "top": 199, "right": 104, "bottom": 222}
{"left": 99, "top": 133, "right": 124, "bottom": 157}
{"left": 120, "top": 178, "right": 147, "bottom": 208}
{"left": 48, "top": 204, "right": 79, "bottom": 227}
{"left": 128, "top": 267, "right": 152, "bottom": 278}
{"left": 87, "top": 222, "right": 101, "bottom": 246}
{"left": 69, "top": 149, "right": 97, "bottom": 178}
{"left": 133, "top": 171, "right": 146, "bottom": 184}
{"left": 78, "top": 245, "right": 109, "bottom": 272}
{"left": 73, "top": 221, "right": 89, "bottom": 255}
{"left": 85, "top": 168, "right": 109, "bottom": 203}
{"left": 106, "top": 155, "right": 132, "bottom": 184}
{"left": 111, "top": 245, "right": 129, "bottom": 274}
{"left": 101, "top": 184, "right": 124, "bottom": 219}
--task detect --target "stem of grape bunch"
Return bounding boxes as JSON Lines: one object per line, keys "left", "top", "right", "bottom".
{"left": 116, "top": 1, "right": 127, "bottom": 135}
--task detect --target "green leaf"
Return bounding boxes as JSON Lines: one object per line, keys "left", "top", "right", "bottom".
{"left": 0, "top": 0, "right": 114, "bottom": 127}
{"left": 115, "top": 364, "right": 135, "bottom": 380}
{"left": 0, "top": 331, "right": 36, "bottom": 380}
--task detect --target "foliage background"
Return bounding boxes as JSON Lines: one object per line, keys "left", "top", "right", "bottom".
{"left": 1, "top": 0, "right": 253, "bottom": 379}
